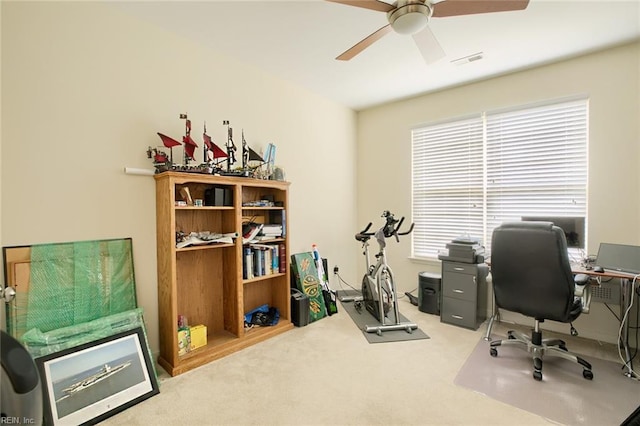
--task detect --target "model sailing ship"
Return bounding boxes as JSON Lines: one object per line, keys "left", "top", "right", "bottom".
{"left": 148, "top": 114, "right": 265, "bottom": 176}
{"left": 220, "top": 120, "right": 265, "bottom": 177}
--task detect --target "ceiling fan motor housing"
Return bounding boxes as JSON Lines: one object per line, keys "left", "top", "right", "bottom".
{"left": 388, "top": 1, "right": 433, "bottom": 35}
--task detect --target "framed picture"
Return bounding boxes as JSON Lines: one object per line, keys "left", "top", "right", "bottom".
{"left": 35, "top": 327, "right": 159, "bottom": 425}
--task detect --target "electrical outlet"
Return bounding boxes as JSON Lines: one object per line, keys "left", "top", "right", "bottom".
{"left": 333, "top": 266, "right": 339, "bottom": 274}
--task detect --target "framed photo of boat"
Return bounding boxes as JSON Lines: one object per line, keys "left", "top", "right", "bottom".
{"left": 35, "top": 327, "right": 159, "bottom": 425}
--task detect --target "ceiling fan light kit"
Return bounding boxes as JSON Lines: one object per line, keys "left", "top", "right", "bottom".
{"left": 388, "top": 2, "right": 432, "bottom": 35}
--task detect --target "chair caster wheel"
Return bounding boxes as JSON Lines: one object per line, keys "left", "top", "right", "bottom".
{"left": 559, "top": 344, "right": 568, "bottom": 351}
{"left": 507, "top": 332, "right": 516, "bottom": 340}
{"left": 533, "top": 370, "right": 543, "bottom": 381}
{"left": 490, "top": 348, "right": 498, "bottom": 357}
{"left": 583, "top": 369, "right": 593, "bottom": 380}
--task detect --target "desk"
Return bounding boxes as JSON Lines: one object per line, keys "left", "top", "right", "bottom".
{"left": 485, "top": 264, "right": 638, "bottom": 379}
{"left": 573, "top": 264, "right": 638, "bottom": 379}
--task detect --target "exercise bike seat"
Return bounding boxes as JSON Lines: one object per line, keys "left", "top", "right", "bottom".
{"left": 355, "top": 222, "right": 373, "bottom": 243}
{"left": 355, "top": 233, "right": 371, "bottom": 243}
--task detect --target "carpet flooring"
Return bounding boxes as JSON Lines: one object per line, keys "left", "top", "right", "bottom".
{"left": 455, "top": 334, "right": 640, "bottom": 425}
{"left": 338, "top": 290, "right": 429, "bottom": 343}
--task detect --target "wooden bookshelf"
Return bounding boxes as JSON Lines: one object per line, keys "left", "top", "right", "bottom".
{"left": 154, "top": 172, "right": 293, "bottom": 376}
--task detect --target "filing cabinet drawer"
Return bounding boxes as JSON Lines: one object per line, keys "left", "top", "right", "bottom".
{"left": 442, "top": 272, "right": 476, "bottom": 302}
{"left": 443, "top": 262, "right": 477, "bottom": 275}
{"left": 441, "top": 297, "right": 478, "bottom": 330}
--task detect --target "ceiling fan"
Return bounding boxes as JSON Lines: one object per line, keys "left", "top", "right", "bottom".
{"left": 328, "top": 0, "right": 529, "bottom": 63}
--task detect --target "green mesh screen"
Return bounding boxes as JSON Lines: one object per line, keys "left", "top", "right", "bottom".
{"left": 22, "top": 308, "right": 143, "bottom": 357}
{"left": 8, "top": 238, "right": 137, "bottom": 339}
{"left": 21, "top": 308, "right": 158, "bottom": 381}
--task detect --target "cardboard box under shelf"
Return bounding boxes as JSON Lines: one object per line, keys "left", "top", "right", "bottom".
{"left": 189, "top": 324, "right": 207, "bottom": 350}
{"left": 178, "top": 328, "right": 191, "bottom": 356}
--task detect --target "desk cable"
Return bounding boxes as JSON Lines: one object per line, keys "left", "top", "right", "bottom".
{"left": 617, "top": 273, "right": 639, "bottom": 379}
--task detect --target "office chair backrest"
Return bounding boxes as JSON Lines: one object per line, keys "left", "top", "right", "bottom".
{"left": 491, "top": 221, "right": 577, "bottom": 322}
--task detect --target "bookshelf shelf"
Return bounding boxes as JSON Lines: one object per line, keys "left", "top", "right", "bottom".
{"left": 176, "top": 206, "right": 235, "bottom": 210}
{"left": 175, "top": 243, "right": 236, "bottom": 252}
{"left": 243, "top": 272, "right": 286, "bottom": 285}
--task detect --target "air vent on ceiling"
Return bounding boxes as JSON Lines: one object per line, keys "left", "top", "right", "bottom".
{"left": 451, "top": 52, "right": 484, "bottom": 66}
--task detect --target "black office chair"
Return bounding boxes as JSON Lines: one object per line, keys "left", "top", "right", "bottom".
{"left": 488, "top": 221, "right": 594, "bottom": 381}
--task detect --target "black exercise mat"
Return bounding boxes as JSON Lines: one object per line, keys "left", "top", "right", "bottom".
{"left": 455, "top": 335, "right": 640, "bottom": 425}
{"left": 337, "top": 290, "right": 429, "bottom": 344}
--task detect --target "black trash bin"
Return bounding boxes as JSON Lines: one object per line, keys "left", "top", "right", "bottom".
{"left": 291, "top": 288, "right": 310, "bottom": 327}
{"left": 418, "top": 272, "right": 441, "bottom": 315}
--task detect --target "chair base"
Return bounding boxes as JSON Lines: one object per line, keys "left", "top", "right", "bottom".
{"left": 489, "top": 325, "right": 594, "bottom": 381}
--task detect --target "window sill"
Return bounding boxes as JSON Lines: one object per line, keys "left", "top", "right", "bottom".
{"left": 409, "top": 256, "right": 441, "bottom": 267}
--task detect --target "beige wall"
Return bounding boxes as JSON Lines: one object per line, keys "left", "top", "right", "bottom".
{"left": 1, "top": 2, "right": 358, "bottom": 354}
{"left": 356, "top": 41, "right": 640, "bottom": 344}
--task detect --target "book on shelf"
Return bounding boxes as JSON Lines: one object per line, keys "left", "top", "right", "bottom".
{"left": 278, "top": 243, "right": 286, "bottom": 273}
{"left": 261, "top": 224, "right": 283, "bottom": 235}
{"left": 253, "top": 249, "right": 264, "bottom": 277}
{"left": 243, "top": 243, "right": 282, "bottom": 278}
{"left": 269, "top": 210, "right": 286, "bottom": 237}
{"left": 242, "top": 223, "right": 264, "bottom": 244}
{"left": 254, "top": 235, "right": 282, "bottom": 242}
{"left": 243, "top": 247, "right": 254, "bottom": 280}
{"left": 176, "top": 231, "right": 237, "bottom": 249}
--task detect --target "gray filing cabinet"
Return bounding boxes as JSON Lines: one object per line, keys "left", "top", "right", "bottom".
{"left": 440, "top": 261, "right": 488, "bottom": 330}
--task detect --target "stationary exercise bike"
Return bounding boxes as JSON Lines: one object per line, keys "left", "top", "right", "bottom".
{"left": 355, "top": 211, "right": 417, "bottom": 335}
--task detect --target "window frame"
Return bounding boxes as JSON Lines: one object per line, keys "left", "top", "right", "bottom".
{"left": 411, "top": 97, "right": 589, "bottom": 260}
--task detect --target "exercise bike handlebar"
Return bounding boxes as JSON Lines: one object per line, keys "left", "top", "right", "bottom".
{"left": 389, "top": 216, "right": 404, "bottom": 242}
{"left": 355, "top": 222, "right": 374, "bottom": 242}
{"left": 355, "top": 212, "right": 414, "bottom": 243}
{"left": 385, "top": 216, "right": 414, "bottom": 242}
{"left": 398, "top": 222, "right": 414, "bottom": 236}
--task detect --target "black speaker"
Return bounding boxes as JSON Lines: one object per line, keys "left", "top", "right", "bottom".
{"left": 418, "top": 272, "right": 441, "bottom": 315}
{"left": 291, "top": 288, "right": 310, "bottom": 327}
{"left": 205, "top": 186, "right": 233, "bottom": 206}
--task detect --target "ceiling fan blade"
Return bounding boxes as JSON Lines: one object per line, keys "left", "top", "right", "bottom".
{"left": 432, "top": 0, "right": 529, "bottom": 18}
{"left": 337, "top": 25, "right": 393, "bottom": 61}
{"left": 326, "top": 0, "right": 394, "bottom": 13}
{"left": 412, "top": 26, "right": 446, "bottom": 64}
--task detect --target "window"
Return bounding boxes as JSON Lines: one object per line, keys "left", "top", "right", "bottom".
{"left": 412, "top": 98, "right": 588, "bottom": 259}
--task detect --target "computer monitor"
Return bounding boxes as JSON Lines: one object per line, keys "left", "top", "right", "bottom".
{"left": 520, "top": 216, "right": 585, "bottom": 249}
{"left": 596, "top": 243, "right": 640, "bottom": 275}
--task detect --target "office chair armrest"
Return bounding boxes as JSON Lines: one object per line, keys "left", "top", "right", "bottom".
{"left": 574, "top": 273, "right": 591, "bottom": 314}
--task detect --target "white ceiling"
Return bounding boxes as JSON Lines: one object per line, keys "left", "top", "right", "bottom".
{"left": 115, "top": 0, "right": 640, "bottom": 111}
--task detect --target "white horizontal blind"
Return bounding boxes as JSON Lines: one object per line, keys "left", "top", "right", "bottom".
{"left": 412, "top": 116, "right": 484, "bottom": 258}
{"left": 412, "top": 98, "right": 588, "bottom": 259}
{"left": 485, "top": 99, "right": 588, "bottom": 252}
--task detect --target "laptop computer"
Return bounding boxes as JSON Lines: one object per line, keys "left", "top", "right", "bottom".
{"left": 595, "top": 243, "right": 640, "bottom": 275}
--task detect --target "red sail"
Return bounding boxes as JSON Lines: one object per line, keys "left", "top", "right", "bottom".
{"left": 212, "top": 143, "right": 228, "bottom": 159}
{"left": 203, "top": 132, "right": 213, "bottom": 150}
{"left": 203, "top": 132, "right": 228, "bottom": 159}
{"left": 157, "top": 132, "right": 181, "bottom": 148}
{"left": 183, "top": 135, "right": 198, "bottom": 160}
